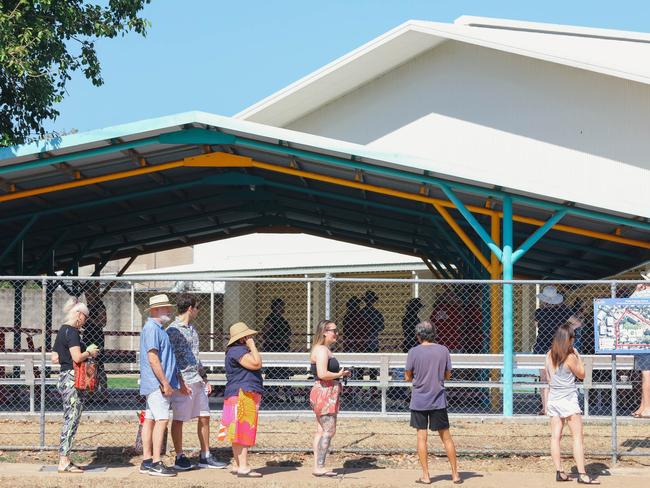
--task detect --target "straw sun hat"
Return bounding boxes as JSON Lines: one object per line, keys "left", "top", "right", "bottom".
{"left": 146, "top": 294, "right": 174, "bottom": 311}
{"left": 227, "top": 322, "right": 258, "bottom": 346}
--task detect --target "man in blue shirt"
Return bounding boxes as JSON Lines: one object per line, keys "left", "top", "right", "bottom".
{"left": 139, "top": 294, "right": 189, "bottom": 477}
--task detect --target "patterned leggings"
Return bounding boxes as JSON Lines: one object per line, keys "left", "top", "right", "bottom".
{"left": 57, "top": 370, "right": 85, "bottom": 456}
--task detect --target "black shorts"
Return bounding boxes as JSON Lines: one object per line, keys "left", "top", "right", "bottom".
{"left": 410, "top": 408, "right": 450, "bottom": 431}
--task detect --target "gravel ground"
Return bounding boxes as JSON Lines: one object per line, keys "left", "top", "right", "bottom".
{"left": 0, "top": 416, "right": 649, "bottom": 472}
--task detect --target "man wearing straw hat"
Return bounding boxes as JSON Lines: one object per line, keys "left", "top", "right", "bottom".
{"left": 138, "top": 294, "right": 189, "bottom": 477}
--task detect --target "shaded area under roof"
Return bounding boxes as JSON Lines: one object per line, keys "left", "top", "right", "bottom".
{"left": 0, "top": 112, "right": 648, "bottom": 280}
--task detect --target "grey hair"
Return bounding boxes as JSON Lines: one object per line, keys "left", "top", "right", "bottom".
{"left": 63, "top": 297, "right": 89, "bottom": 325}
{"left": 415, "top": 320, "right": 436, "bottom": 343}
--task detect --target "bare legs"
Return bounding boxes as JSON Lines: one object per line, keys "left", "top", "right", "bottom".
{"left": 550, "top": 414, "right": 599, "bottom": 484}
{"left": 633, "top": 371, "right": 650, "bottom": 416}
{"left": 198, "top": 416, "right": 210, "bottom": 452}
{"left": 550, "top": 416, "right": 564, "bottom": 473}
{"left": 415, "top": 428, "right": 460, "bottom": 483}
{"left": 142, "top": 418, "right": 168, "bottom": 463}
{"left": 313, "top": 414, "right": 337, "bottom": 474}
{"left": 171, "top": 419, "right": 183, "bottom": 456}
{"left": 416, "top": 429, "right": 430, "bottom": 483}
{"left": 231, "top": 443, "right": 261, "bottom": 476}
{"left": 439, "top": 429, "right": 460, "bottom": 482}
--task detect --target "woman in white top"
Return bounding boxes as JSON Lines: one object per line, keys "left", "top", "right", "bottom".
{"left": 546, "top": 324, "right": 599, "bottom": 484}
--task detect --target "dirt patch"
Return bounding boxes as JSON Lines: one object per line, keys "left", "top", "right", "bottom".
{"left": 1, "top": 416, "right": 648, "bottom": 457}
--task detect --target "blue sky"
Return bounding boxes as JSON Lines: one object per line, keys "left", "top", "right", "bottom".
{"left": 46, "top": 0, "right": 650, "bottom": 134}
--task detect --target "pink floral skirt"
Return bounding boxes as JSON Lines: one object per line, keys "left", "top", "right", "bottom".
{"left": 309, "top": 380, "right": 341, "bottom": 416}
{"left": 219, "top": 389, "right": 262, "bottom": 447}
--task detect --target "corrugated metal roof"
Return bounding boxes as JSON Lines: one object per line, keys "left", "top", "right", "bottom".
{"left": 0, "top": 112, "right": 648, "bottom": 279}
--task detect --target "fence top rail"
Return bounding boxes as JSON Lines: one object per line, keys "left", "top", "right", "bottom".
{"left": 0, "top": 352, "right": 634, "bottom": 369}
{"left": 0, "top": 275, "right": 646, "bottom": 285}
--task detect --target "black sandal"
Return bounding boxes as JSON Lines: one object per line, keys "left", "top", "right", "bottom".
{"left": 577, "top": 473, "right": 600, "bottom": 484}
{"left": 555, "top": 471, "right": 570, "bottom": 482}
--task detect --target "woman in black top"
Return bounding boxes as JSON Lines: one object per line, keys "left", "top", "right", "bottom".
{"left": 51, "top": 297, "right": 99, "bottom": 473}
{"left": 309, "top": 320, "right": 350, "bottom": 477}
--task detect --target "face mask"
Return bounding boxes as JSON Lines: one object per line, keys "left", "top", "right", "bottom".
{"left": 632, "top": 287, "right": 650, "bottom": 298}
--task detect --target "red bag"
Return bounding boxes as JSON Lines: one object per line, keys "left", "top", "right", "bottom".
{"left": 74, "top": 358, "right": 97, "bottom": 391}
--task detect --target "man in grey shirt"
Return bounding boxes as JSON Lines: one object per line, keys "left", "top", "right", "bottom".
{"left": 405, "top": 320, "right": 461, "bottom": 484}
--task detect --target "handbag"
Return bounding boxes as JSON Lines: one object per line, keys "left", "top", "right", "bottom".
{"left": 73, "top": 358, "right": 98, "bottom": 391}
{"left": 65, "top": 326, "right": 98, "bottom": 391}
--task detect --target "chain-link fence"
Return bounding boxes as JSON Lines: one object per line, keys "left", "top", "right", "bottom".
{"left": 0, "top": 276, "right": 648, "bottom": 460}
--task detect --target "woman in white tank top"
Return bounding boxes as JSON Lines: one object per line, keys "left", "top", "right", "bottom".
{"left": 546, "top": 324, "right": 599, "bottom": 484}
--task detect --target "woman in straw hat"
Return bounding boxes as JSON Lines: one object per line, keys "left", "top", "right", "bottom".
{"left": 220, "top": 322, "right": 264, "bottom": 477}
{"left": 309, "top": 319, "right": 351, "bottom": 477}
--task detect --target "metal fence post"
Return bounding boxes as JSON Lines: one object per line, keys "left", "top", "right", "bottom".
{"left": 325, "top": 273, "right": 332, "bottom": 319}
{"left": 129, "top": 282, "right": 135, "bottom": 370}
{"left": 40, "top": 278, "right": 47, "bottom": 449}
{"left": 210, "top": 281, "right": 215, "bottom": 352}
{"left": 306, "top": 276, "right": 312, "bottom": 350}
{"left": 610, "top": 282, "right": 618, "bottom": 464}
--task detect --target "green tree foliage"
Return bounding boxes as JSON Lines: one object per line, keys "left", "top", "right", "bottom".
{"left": 0, "top": 0, "right": 151, "bottom": 146}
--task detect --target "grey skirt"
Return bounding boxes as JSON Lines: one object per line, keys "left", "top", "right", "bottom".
{"left": 634, "top": 354, "right": 650, "bottom": 371}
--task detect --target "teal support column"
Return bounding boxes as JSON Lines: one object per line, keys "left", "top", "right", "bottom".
{"left": 511, "top": 209, "right": 567, "bottom": 264}
{"left": 502, "top": 195, "right": 514, "bottom": 416}
{"left": 437, "top": 183, "right": 503, "bottom": 260}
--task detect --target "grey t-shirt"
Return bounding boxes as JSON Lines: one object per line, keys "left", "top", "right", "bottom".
{"left": 405, "top": 343, "right": 452, "bottom": 411}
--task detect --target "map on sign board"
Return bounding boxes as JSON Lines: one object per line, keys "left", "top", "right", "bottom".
{"left": 594, "top": 298, "right": 650, "bottom": 354}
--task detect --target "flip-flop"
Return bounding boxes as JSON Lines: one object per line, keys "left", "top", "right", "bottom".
{"left": 237, "top": 470, "right": 263, "bottom": 478}
{"left": 453, "top": 480, "right": 464, "bottom": 485}
{"left": 415, "top": 480, "right": 431, "bottom": 485}
{"left": 58, "top": 463, "right": 83, "bottom": 474}
{"left": 313, "top": 471, "right": 338, "bottom": 477}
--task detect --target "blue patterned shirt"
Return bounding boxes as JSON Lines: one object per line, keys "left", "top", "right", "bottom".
{"left": 166, "top": 317, "right": 206, "bottom": 385}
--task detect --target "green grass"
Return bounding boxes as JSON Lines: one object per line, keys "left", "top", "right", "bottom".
{"left": 107, "top": 376, "right": 139, "bottom": 389}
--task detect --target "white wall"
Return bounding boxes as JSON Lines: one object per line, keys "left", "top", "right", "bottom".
{"left": 287, "top": 40, "right": 650, "bottom": 218}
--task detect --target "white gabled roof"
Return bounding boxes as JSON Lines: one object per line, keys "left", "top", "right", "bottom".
{"left": 238, "top": 15, "right": 650, "bottom": 126}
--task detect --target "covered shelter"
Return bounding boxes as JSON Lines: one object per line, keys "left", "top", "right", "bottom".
{"left": 1, "top": 112, "right": 649, "bottom": 415}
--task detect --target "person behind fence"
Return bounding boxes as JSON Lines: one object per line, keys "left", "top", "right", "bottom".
{"left": 263, "top": 298, "right": 291, "bottom": 385}
{"left": 51, "top": 297, "right": 98, "bottom": 474}
{"left": 83, "top": 281, "right": 107, "bottom": 398}
{"left": 309, "top": 319, "right": 351, "bottom": 477}
{"left": 222, "top": 322, "right": 264, "bottom": 478}
{"left": 545, "top": 323, "right": 600, "bottom": 484}
{"left": 167, "top": 293, "right": 227, "bottom": 470}
{"left": 362, "top": 290, "right": 384, "bottom": 381}
{"left": 362, "top": 290, "right": 384, "bottom": 352}
{"left": 404, "top": 320, "right": 461, "bottom": 485}
{"left": 138, "top": 294, "right": 189, "bottom": 478}
{"left": 342, "top": 296, "right": 365, "bottom": 352}
{"left": 402, "top": 298, "right": 424, "bottom": 353}
{"left": 429, "top": 287, "right": 462, "bottom": 353}
{"left": 630, "top": 269, "right": 650, "bottom": 419}
{"left": 533, "top": 286, "right": 582, "bottom": 415}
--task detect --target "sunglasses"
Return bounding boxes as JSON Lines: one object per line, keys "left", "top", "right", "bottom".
{"left": 325, "top": 328, "right": 338, "bottom": 334}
